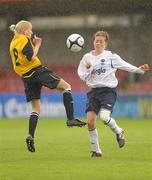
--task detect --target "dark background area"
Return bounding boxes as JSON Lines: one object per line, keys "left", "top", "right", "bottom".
{"left": 0, "top": 0, "right": 152, "bottom": 64}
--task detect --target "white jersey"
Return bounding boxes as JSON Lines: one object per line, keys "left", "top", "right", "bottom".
{"left": 77, "top": 50, "right": 144, "bottom": 88}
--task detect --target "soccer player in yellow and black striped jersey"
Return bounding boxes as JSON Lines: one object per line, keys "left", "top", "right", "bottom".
{"left": 9, "top": 20, "right": 86, "bottom": 152}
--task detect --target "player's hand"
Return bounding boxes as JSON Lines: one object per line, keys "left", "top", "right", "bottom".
{"left": 31, "top": 35, "right": 42, "bottom": 59}
{"left": 139, "top": 64, "right": 149, "bottom": 71}
{"left": 84, "top": 61, "right": 92, "bottom": 69}
{"left": 33, "top": 35, "right": 42, "bottom": 47}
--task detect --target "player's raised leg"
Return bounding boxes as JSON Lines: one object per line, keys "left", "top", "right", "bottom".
{"left": 57, "top": 79, "right": 86, "bottom": 127}
{"left": 100, "top": 108, "right": 125, "bottom": 148}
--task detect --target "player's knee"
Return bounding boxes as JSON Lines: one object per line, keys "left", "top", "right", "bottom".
{"left": 87, "top": 111, "right": 96, "bottom": 129}
{"left": 66, "top": 83, "right": 71, "bottom": 90}
{"left": 99, "top": 109, "right": 111, "bottom": 124}
{"left": 32, "top": 108, "right": 40, "bottom": 114}
{"left": 87, "top": 119, "right": 95, "bottom": 129}
{"left": 59, "top": 79, "right": 71, "bottom": 91}
{"left": 31, "top": 99, "right": 41, "bottom": 114}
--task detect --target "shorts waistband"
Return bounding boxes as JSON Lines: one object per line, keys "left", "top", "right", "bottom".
{"left": 92, "top": 87, "right": 116, "bottom": 90}
{"left": 22, "top": 65, "right": 42, "bottom": 78}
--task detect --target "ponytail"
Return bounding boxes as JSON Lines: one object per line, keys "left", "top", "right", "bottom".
{"left": 9, "top": 24, "right": 16, "bottom": 34}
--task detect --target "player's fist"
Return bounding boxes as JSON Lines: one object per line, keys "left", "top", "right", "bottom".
{"left": 84, "top": 61, "right": 92, "bottom": 69}
{"left": 139, "top": 64, "right": 149, "bottom": 71}
{"left": 33, "top": 35, "right": 42, "bottom": 46}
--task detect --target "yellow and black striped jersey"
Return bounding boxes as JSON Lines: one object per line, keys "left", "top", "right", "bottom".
{"left": 10, "top": 34, "right": 42, "bottom": 76}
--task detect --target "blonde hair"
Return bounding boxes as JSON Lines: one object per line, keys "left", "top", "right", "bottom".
{"left": 9, "top": 20, "right": 32, "bottom": 34}
{"left": 93, "top": 31, "right": 109, "bottom": 42}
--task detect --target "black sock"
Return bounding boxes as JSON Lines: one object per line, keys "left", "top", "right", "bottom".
{"left": 28, "top": 112, "right": 39, "bottom": 138}
{"left": 63, "top": 90, "right": 74, "bottom": 120}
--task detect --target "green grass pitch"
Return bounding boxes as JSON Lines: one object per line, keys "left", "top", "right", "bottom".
{"left": 0, "top": 118, "right": 152, "bottom": 180}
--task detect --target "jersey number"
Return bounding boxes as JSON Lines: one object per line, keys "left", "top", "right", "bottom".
{"left": 13, "top": 48, "right": 20, "bottom": 66}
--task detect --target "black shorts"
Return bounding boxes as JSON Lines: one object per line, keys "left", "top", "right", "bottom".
{"left": 22, "top": 66, "right": 61, "bottom": 102}
{"left": 85, "top": 87, "right": 117, "bottom": 115}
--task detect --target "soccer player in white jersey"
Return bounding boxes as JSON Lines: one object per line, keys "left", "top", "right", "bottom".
{"left": 77, "top": 31, "right": 149, "bottom": 157}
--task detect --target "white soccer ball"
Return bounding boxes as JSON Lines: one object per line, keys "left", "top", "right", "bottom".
{"left": 66, "top": 33, "right": 84, "bottom": 52}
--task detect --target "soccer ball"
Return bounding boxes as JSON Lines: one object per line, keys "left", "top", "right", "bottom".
{"left": 66, "top": 33, "right": 84, "bottom": 52}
